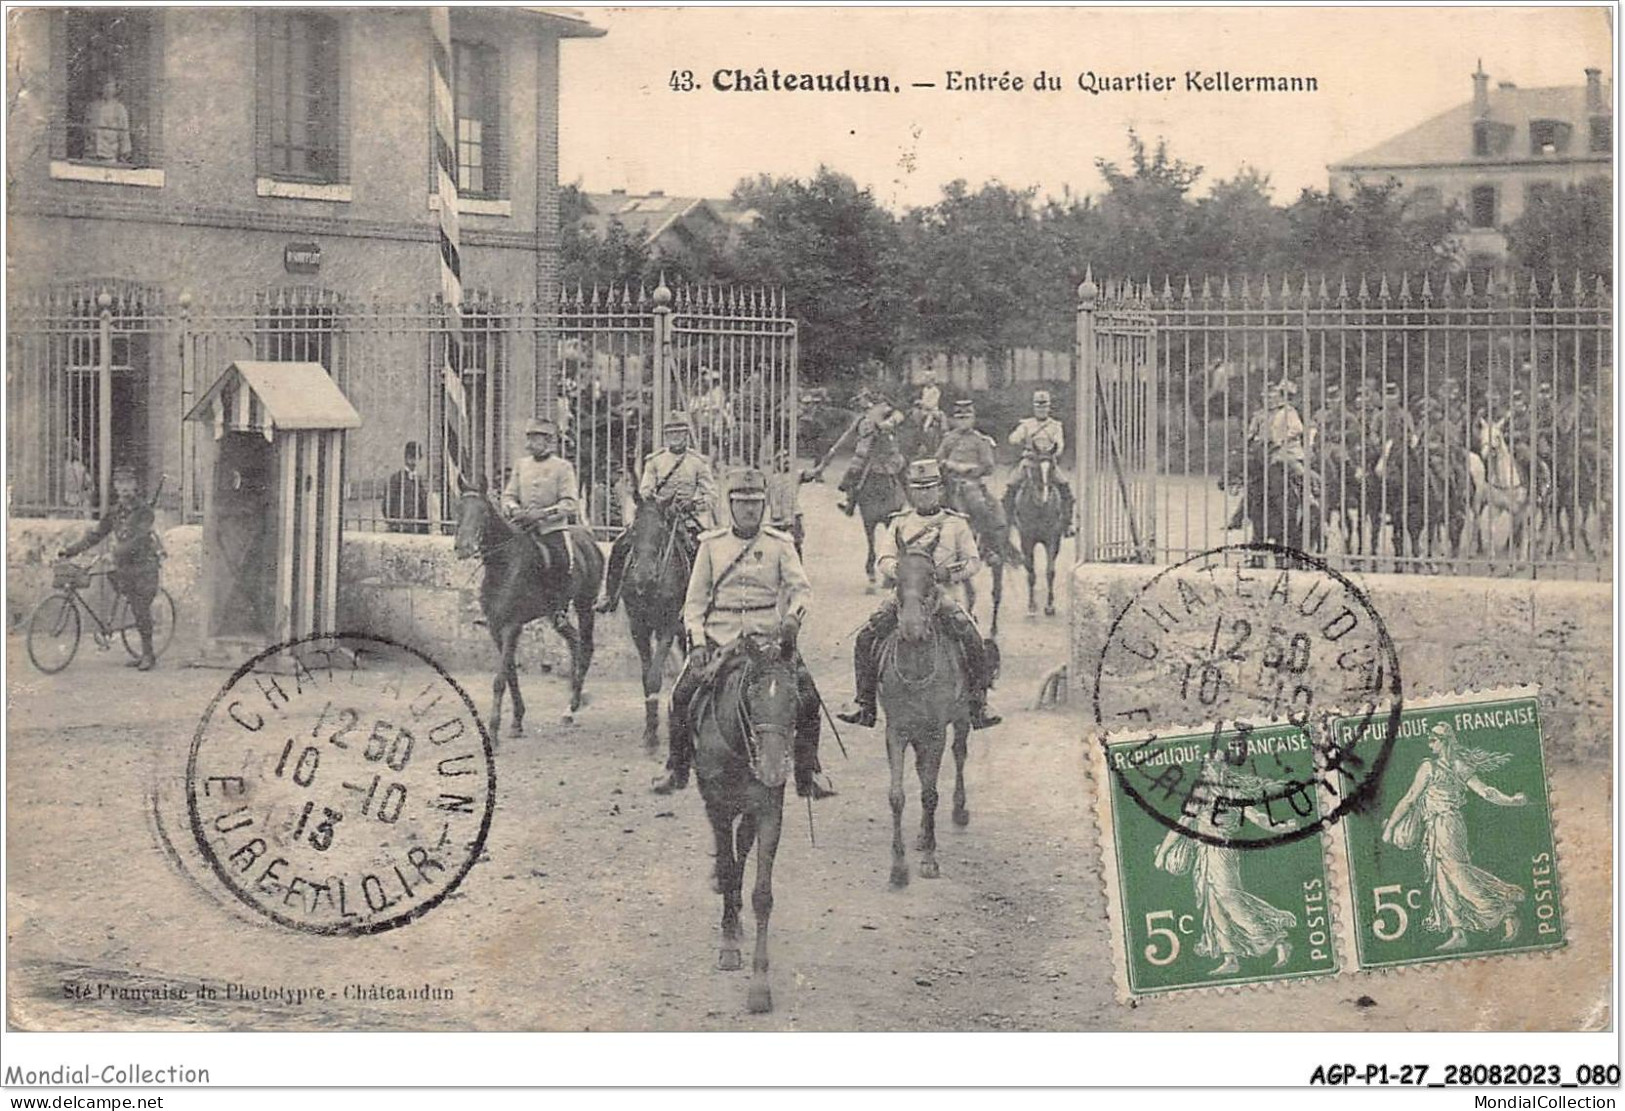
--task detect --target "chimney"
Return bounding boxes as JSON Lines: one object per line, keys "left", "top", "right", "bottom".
{"left": 1498, "top": 80, "right": 1517, "bottom": 92}
{"left": 610, "top": 187, "right": 626, "bottom": 195}
{"left": 649, "top": 189, "right": 665, "bottom": 197}
{"left": 1473, "top": 59, "right": 1490, "bottom": 117}
{"left": 1586, "top": 67, "right": 1603, "bottom": 112}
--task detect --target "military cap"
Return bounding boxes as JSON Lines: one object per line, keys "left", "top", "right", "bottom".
{"left": 727, "top": 468, "right": 769, "bottom": 500}
{"left": 953, "top": 398, "right": 977, "bottom": 417}
{"left": 906, "top": 458, "right": 944, "bottom": 488}
{"left": 112, "top": 462, "right": 139, "bottom": 481}
{"left": 525, "top": 416, "right": 559, "bottom": 435}
{"left": 662, "top": 411, "right": 692, "bottom": 431}
{"left": 1032, "top": 389, "right": 1052, "bottom": 405}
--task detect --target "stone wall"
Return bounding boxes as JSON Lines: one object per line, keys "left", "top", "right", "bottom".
{"left": 1071, "top": 562, "right": 1612, "bottom": 764}
{"left": 8, "top": 523, "right": 641, "bottom": 677}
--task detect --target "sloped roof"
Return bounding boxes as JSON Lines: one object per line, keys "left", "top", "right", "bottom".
{"left": 1332, "top": 83, "right": 1611, "bottom": 170}
{"left": 582, "top": 192, "right": 759, "bottom": 245}
{"left": 185, "top": 361, "right": 362, "bottom": 434}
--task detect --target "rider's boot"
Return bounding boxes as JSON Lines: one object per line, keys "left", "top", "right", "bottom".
{"left": 652, "top": 666, "right": 699, "bottom": 793}
{"left": 836, "top": 625, "right": 880, "bottom": 727}
{"left": 793, "top": 679, "right": 837, "bottom": 799}
{"left": 946, "top": 610, "right": 1002, "bottom": 728}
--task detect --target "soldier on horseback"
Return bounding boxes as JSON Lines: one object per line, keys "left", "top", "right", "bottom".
{"left": 653, "top": 469, "right": 837, "bottom": 800}
{"left": 838, "top": 459, "right": 1003, "bottom": 731}
{"left": 836, "top": 389, "right": 905, "bottom": 516}
{"left": 937, "top": 397, "right": 1012, "bottom": 550}
{"left": 501, "top": 416, "right": 580, "bottom": 582}
{"left": 915, "top": 367, "right": 945, "bottom": 437}
{"left": 598, "top": 411, "right": 718, "bottom": 614}
{"left": 1003, "top": 389, "right": 1074, "bottom": 535}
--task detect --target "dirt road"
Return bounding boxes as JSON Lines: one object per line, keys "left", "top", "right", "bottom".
{"left": 6, "top": 479, "right": 1611, "bottom": 1031}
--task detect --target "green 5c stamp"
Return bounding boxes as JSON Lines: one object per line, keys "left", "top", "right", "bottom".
{"left": 1095, "top": 724, "right": 1339, "bottom": 998}
{"left": 1333, "top": 689, "right": 1565, "bottom": 969}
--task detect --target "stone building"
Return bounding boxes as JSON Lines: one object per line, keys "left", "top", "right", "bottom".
{"left": 6, "top": 7, "right": 602, "bottom": 520}
{"left": 1329, "top": 63, "right": 1612, "bottom": 261}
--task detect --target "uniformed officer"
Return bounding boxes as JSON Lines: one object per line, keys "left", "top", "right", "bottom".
{"left": 937, "top": 398, "right": 1010, "bottom": 541}
{"left": 836, "top": 390, "right": 906, "bottom": 516}
{"left": 501, "top": 417, "right": 580, "bottom": 583}
{"left": 653, "top": 469, "right": 836, "bottom": 800}
{"left": 59, "top": 463, "right": 162, "bottom": 670}
{"left": 916, "top": 368, "right": 945, "bottom": 435}
{"left": 598, "top": 411, "right": 718, "bottom": 614}
{"left": 1004, "top": 389, "right": 1074, "bottom": 532}
{"left": 837, "top": 459, "right": 1003, "bottom": 730}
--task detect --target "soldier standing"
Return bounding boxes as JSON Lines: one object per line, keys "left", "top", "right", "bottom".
{"left": 654, "top": 469, "right": 836, "bottom": 800}
{"left": 838, "top": 459, "right": 1003, "bottom": 730}
{"left": 598, "top": 411, "right": 718, "bottom": 614}
{"left": 59, "top": 463, "right": 161, "bottom": 670}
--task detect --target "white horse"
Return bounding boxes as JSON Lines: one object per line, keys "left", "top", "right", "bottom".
{"left": 1466, "top": 415, "right": 1535, "bottom": 562}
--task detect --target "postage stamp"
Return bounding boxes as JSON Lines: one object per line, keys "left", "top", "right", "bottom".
{"left": 1093, "top": 543, "right": 1405, "bottom": 851}
{"left": 186, "top": 633, "right": 496, "bottom": 936}
{"left": 1331, "top": 688, "right": 1566, "bottom": 970}
{"left": 1094, "top": 723, "right": 1340, "bottom": 999}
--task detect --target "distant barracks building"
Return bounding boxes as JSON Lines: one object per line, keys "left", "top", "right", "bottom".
{"left": 7, "top": 8, "right": 601, "bottom": 518}
{"left": 1330, "top": 63, "right": 1612, "bottom": 261}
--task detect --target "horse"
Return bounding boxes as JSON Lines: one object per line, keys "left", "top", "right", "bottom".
{"left": 1467, "top": 415, "right": 1544, "bottom": 563}
{"left": 852, "top": 433, "right": 907, "bottom": 589}
{"left": 877, "top": 550, "right": 972, "bottom": 888}
{"left": 1006, "top": 452, "right": 1068, "bottom": 616}
{"left": 452, "top": 491, "right": 603, "bottom": 737}
{"left": 944, "top": 476, "right": 1015, "bottom": 637}
{"left": 1375, "top": 431, "right": 1472, "bottom": 572}
{"left": 618, "top": 495, "right": 692, "bottom": 751}
{"left": 897, "top": 406, "right": 945, "bottom": 462}
{"left": 1223, "top": 439, "right": 1322, "bottom": 565}
{"left": 692, "top": 634, "right": 800, "bottom": 1013}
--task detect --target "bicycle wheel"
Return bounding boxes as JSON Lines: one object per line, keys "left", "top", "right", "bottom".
{"left": 121, "top": 588, "right": 177, "bottom": 660}
{"left": 27, "top": 593, "right": 82, "bottom": 674}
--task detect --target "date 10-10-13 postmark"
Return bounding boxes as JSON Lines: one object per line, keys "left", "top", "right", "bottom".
{"left": 1094, "top": 724, "right": 1340, "bottom": 998}
{"left": 1333, "top": 689, "right": 1566, "bottom": 970}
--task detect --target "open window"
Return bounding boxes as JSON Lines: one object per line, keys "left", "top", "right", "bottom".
{"left": 1529, "top": 119, "right": 1572, "bottom": 156}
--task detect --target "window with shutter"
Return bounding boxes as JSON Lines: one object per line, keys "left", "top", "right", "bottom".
{"left": 258, "top": 12, "right": 347, "bottom": 183}
{"left": 451, "top": 40, "right": 505, "bottom": 200}
{"left": 1469, "top": 185, "right": 1498, "bottom": 228}
{"left": 55, "top": 10, "right": 161, "bottom": 168}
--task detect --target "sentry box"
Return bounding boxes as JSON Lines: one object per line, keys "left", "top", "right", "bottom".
{"left": 184, "top": 361, "right": 361, "bottom": 664}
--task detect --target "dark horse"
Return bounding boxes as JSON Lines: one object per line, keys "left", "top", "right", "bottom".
{"left": 693, "top": 634, "right": 800, "bottom": 1013}
{"left": 619, "top": 496, "right": 691, "bottom": 750}
{"left": 897, "top": 406, "right": 945, "bottom": 462}
{"left": 852, "top": 430, "right": 906, "bottom": 589}
{"left": 1006, "top": 453, "right": 1068, "bottom": 616}
{"left": 1224, "top": 440, "right": 1323, "bottom": 563}
{"left": 453, "top": 492, "right": 604, "bottom": 737}
{"left": 878, "top": 551, "right": 971, "bottom": 888}
{"left": 945, "top": 476, "right": 1012, "bottom": 638}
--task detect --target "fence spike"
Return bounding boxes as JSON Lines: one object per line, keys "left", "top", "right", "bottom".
{"left": 1199, "top": 275, "right": 1211, "bottom": 301}
{"left": 1317, "top": 274, "right": 1330, "bottom": 302}
{"left": 1377, "top": 273, "right": 1390, "bottom": 301}
{"left": 1356, "top": 274, "right": 1370, "bottom": 302}
{"left": 1420, "top": 273, "right": 1433, "bottom": 301}
{"left": 1299, "top": 273, "right": 1312, "bottom": 303}
{"left": 1240, "top": 273, "right": 1252, "bottom": 302}
{"left": 1594, "top": 274, "right": 1608, "bottom": 303}
{"left": 1547, "top": 272, "right": 1561, "bottom": 303}
{"left": 1337, "top": 274, "right": 1349, "bottom": 302}
{"left": 1398, "top": 272, "right": 1411, "bottom": 302}
{"left": 1220, "top": 274, "right": 1232, "bottom": 301}
{"left": 1440, "top": 271, "right": 1454, "bottom": 301}
{"left": 1161, "top": 275, "right": 1174, "bottom": 301}
{"left": 1527, "top": 272, "right": 1541, "bottom": 302}
{"left": 1181, "top": 274, "right": 1193, "bottom": 301}
{"left": 1462, "top": 271, "right": 1476, "bottom": 299}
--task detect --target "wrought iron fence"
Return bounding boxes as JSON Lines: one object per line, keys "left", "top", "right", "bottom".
{"left": 1076, "top": 271, "right": 1613, "bottom": 579}
{"left": 9, "top": 282, "right": 798, "bottom": 540}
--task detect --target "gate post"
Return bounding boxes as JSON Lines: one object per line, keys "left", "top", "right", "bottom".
{"left": 177, "top": 291, "right": 194, "bottom": 522}
{"left": 1074, "top": 270, "right": 1097, "bottom": 563}
{"left": 97, "top": 291, "right": 113, "bottom": 518}
{"left": 651, "top": 280, "right": 673, "bottom": 430}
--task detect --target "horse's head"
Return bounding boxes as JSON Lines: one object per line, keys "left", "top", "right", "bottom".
{"left": 627, "top": 497, "right": 676, "bottom": 589}
{"left": 452, "top": 486, "right": 503, "bottom": 560}
{"left": 1022, "top": 450, "right": 1054, "bottom": 494}
{"left": 738, "top": 635, "right": 800, "bottom": 744}
{"left": 893, "top": 547, "right": 938, "bottom": 642}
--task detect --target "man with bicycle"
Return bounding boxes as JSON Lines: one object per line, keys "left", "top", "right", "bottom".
{"left": 59, "top": 463, "right": 161, "bottom": 670}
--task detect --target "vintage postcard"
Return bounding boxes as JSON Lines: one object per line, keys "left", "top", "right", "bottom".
{"left": 3, "top": 2, "right": 1614, "bottom": 1091}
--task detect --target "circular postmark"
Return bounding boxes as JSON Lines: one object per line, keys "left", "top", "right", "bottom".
{"left": 1093, "top": 543, "right": 1403, "bottom": 849}
{"left": 187, "top": 633, "right": 495, "bottom": 935}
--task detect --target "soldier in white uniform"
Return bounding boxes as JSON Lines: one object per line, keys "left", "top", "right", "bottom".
{"left": 916, "top": 368, "right": 944, "bottom": 436}
{"left": 598, "top": 411, "right": 718, "bottom": 614}
{"left": 837, "top": 459, "right": 1003, "bottom": 730}
{"left": 652, "top": 469, "right": 836, "bottom": 799}
{"left": 1003, "top": 389, "right": 1074, "bottom": 532}
{"left": 501, "top": 416, "right": 580, "bottom": 588}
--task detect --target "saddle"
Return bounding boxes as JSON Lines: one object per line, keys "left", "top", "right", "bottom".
{"left": 692, "top": 639, "right": 790, "bottom": 788}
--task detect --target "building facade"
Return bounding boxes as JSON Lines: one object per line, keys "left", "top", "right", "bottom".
{"left": 1329, "top": 64, "right": 1612, "bottom": 260}
{"left": 7, "top": 7, "right": 601, "bottom": 521}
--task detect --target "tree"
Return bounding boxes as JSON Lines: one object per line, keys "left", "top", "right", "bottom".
{"left": 559, "top": 184, "right": 652, "bottom": 293}
{"left": 1505, "top": 179, "right": 1612, "bottom": 283}
{"left": 1279, "top": 179, "right": 1463, "bottom": 280}
{"left": 730, "top": 167, "right": 907, "bottom": 389}
{"left": 1089, "top": 130, "right": 1205, "bottom": 278}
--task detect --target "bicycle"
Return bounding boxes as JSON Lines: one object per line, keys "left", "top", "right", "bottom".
{"left": 26, "top": 554, "right": 176, "bottom": 674}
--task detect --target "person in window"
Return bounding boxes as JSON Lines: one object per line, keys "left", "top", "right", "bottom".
{"left": 382, "top": 441, "right": 429, "bottom": 534}
{"left": 83, "top": 75, "right": 133, "bottom": 165}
